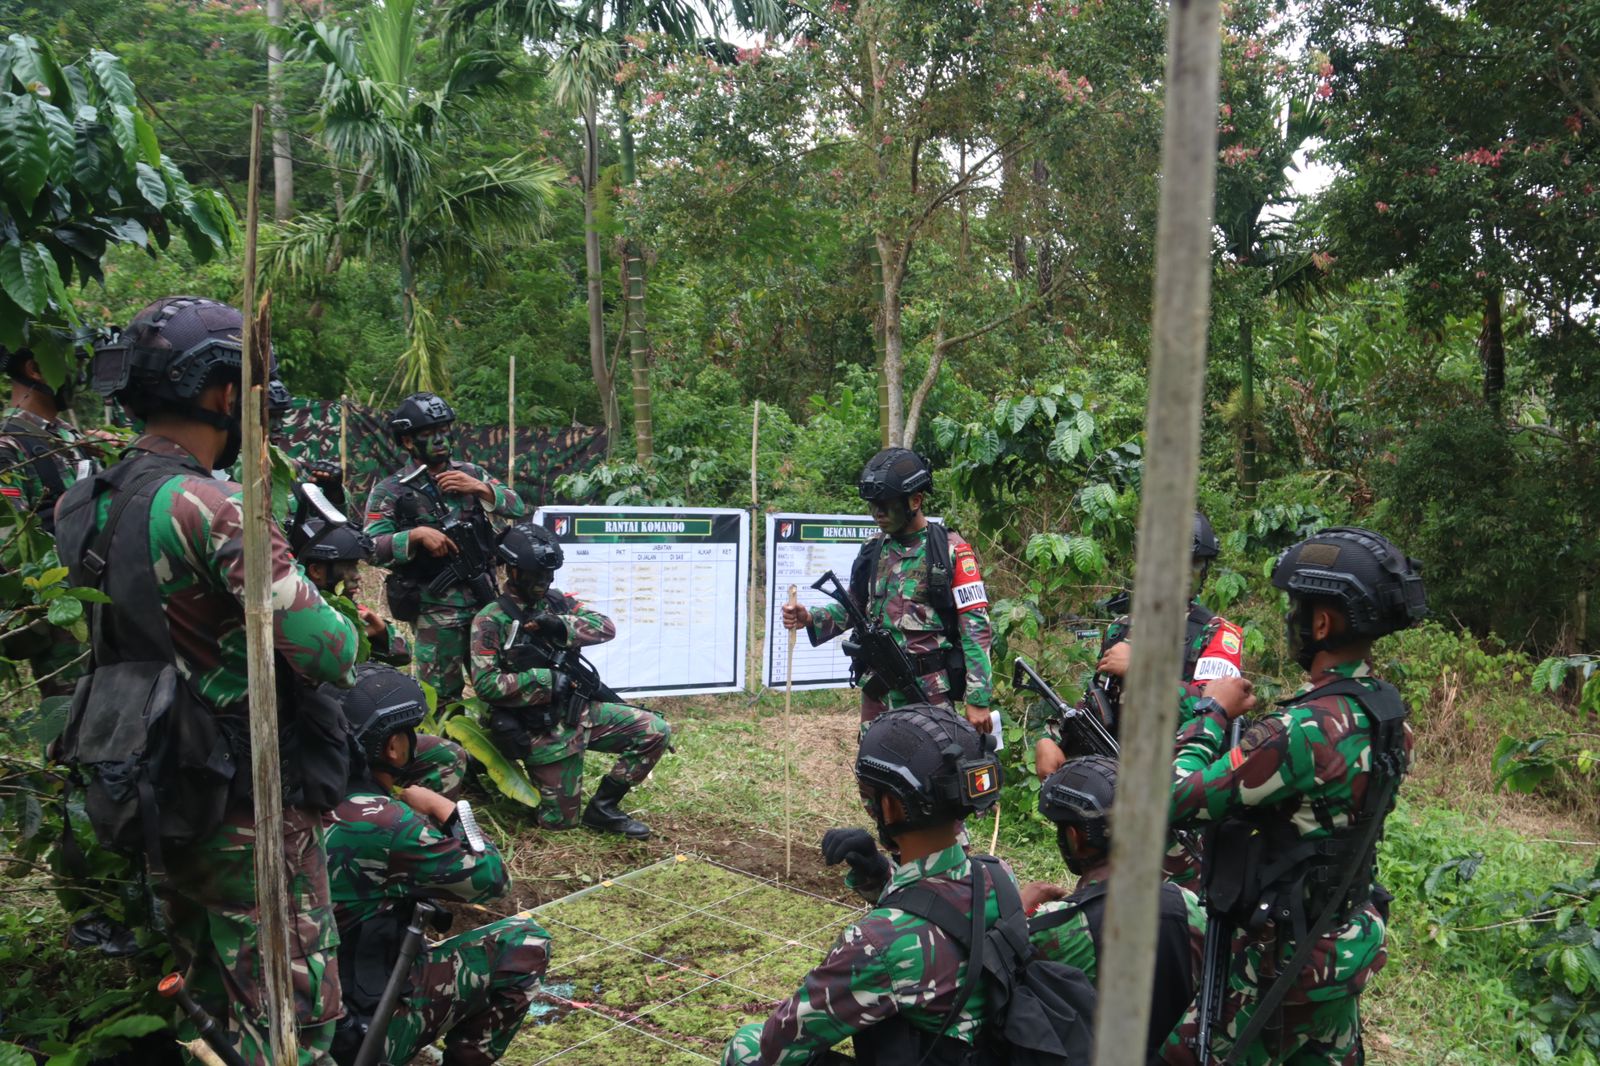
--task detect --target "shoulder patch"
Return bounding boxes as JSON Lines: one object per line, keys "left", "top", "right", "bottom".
{"left": 1220, "top": 630, "right": 1241, "bottom": 654}
{"left": 1238, "top": 716, "right": 1286, "bottom": 753}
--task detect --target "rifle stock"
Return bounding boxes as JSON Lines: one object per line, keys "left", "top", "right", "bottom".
{"left": 1012, "top": 655, "right": 1118, "bottom": 759}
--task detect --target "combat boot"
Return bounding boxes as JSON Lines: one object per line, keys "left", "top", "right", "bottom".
{"left": 580, "top": 776, "right": 651, "bottom": 839}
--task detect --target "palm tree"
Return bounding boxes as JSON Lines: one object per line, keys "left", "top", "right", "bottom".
{"left": 451, "top": 0, "right": 783, "bottom": 459}
{"left": 263, "top": 0, "right": 562, "bottom": 396}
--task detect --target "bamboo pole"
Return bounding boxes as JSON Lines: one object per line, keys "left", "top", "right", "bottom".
{"left": 240, "top": 104, "right": 297, "bottom": 1066}
{"left": 339, "top": 392, "right": 350, "bottom": 494}
{"left": 507, "top": 355, "right": 516, "bottom": 487}
{"left": 1089, "top": 4, "right": 1221, "bottom": 1066}
{"left": 784, "top": 584, "right": 798, "bottom": 879}
{"left": 748, "top": 401, "right": 760, "bottom": 695}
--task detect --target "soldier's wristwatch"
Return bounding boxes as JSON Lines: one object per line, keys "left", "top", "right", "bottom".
{"left": 1191, "top": 696, "right": 1227, "bottom": 719}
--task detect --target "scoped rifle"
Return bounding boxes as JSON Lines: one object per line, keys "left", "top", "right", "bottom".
{"left": 810, "top": 570, "right": 928, "bottom": 704}
{"left": 396, "top": 466, "right": 498, "bottom": 608}
{"left": 1012, "top": 654, "right": 1117, "bottom": 759}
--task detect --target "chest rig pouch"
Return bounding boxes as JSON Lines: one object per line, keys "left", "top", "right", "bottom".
{"left": 849, "top": 526, "right": 967, "bottom": 702}
{"left": 1201, "top": 676, "right": 1408, "bottom": 944}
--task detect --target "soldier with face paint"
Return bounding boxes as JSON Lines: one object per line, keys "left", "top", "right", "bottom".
{"left": 364, "top": 392, "right": 524, "bottom": 705}
{"left": 782, "top": 448, "right": 994, "bottom": 735}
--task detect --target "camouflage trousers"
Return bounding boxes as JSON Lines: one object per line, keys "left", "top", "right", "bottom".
{"left": 377, "top": 915, "right": 550, "bottom": 1066}
{"left": 415, "top": 609, "right": 473, "bottom": 705}
{"left": 164, "top": 805, "right": 342, "bottom": 1066}
{"left": 399, "top": 733, "right": 469, "bottom": 800}
{"left": 860, "top": 669, "right": 957, "bottom": 732}
{"left": 524, "top": 702, "right": 671, "bottom": 829}
{"left": 1160, "top": 906, "right": 1388, "bottom": 1066}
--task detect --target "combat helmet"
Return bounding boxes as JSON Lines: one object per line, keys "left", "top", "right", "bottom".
{"left": 1192, "top": 511, "right": 1220, "bottom": 561}
{"left": 387, "top": 392, "right": 455, "bottom": 440}
{"left": 91, "top": 297, "right": 266, "bottom": 416}
{"left": 267, "top": 374, "right": 293, "bottom": 419}
{"left": 1039, "top": 756, "right": 1117, "bottom": 873}
{"left": 1272, "top": 527, "right": 1426, "bottom": 639}
{"left": 857, "top": 447, "right": 933, "bottom": 501}
{"left": 339, "top": 664, "right": 428, "bottom": 777}
{"left": 497, "top": 521, "right": 564, "bottom": 573}
{"left": 856, "top": 704, "right": 1001, "bottom": 847}
{"left": 288, "top": 482, "right": 369, "bottom": 563}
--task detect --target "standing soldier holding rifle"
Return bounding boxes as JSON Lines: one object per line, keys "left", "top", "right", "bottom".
{"left": 365, "top": 392, "right": 525, "bottom": 704}
{"left": 783, "top": 448, "right": 994, "bottom": 735}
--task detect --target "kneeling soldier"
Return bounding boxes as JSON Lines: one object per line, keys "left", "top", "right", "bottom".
{"left": 1025, "top": 755, "right": 1208, "bottom": 1061}
{"left": 470, "top": 521, "right": 671, "bottom": 837}
{"left": 325, "top": 664, "right": 550, "bottom": 1066}
{"left": 722, "top": 703, "right": 1010, "bottom": 1065}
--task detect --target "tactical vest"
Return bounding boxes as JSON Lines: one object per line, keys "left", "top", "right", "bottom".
{"left": 1201, "top": 676, "right": 1408, "bottom": 944}
{"left": 1026, "top": 880, "right": 1196, "bottom": 1060}
{"left": 849, "top": 525, "right": 967, "bottom": 701}
{"left": 1, "top": 414, "right": 89, "bottom": 534}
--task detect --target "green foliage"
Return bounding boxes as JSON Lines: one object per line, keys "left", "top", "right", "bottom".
{"left": 443, "top": 709, "right": 542, "bottom": 809}
{"left": 0, "top": 35, "right": 232, "bottom": 382}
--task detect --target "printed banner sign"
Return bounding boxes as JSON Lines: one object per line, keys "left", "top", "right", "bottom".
{"left": 533, "top": 505, "right": 750, "bottom": 698}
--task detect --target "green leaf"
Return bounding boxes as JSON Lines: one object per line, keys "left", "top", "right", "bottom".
{"left": 0, "top": 241, "right": 57, "bottom": 316}
{"left": 1047, "top": 424, "right": 1081, "bottom": 464}
{"left": 133, "top": 161, "right": 166, "bottom": 208}
{"left": 46, "top": 596, "right": 82, "bottom": 626}
{"left": 107, "top": 102, "right": 139, "bottom": 164}
{"left": 132, "top": 108, "right": 160, "bottom": 165}
{"left": 84, "top": 1012, "right": 169, "bottom": 1042}
{"left": 0, "top": 95, "right": 50, "bottom": 208}
{"left": 443, "top": 716, "right": 541, "bottom": 808}
{"left": 0, "top": 1042, "right": 35, "bottom": 1066}
{"left": 63, "top": 586, "right": 111, "bottom": 603}
{"left": 1009, "top": 395, "right": 1037, "bottom": 433}
{"left": 28, "top": 694, "right": 70, "bottom": 745}
{"left": 86, "top": 50, "right": 136, "bottom": 108}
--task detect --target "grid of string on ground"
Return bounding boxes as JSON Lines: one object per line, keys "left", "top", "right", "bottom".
{"left": 502, "top": 854, "right": 870, "bottom": 1065}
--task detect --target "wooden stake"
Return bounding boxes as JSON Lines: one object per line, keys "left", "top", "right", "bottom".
{"left": 784, "top": 583, "right": 797, "bottom": 880}
{"left": 1090, "top": 5, "right": 1221, "bottom": 1066}
{"left": 507, "top": 355, "right": 516, "bottom": 487}
{"left": 989, "top": 798, "right": 1001, "bottom": 855}
{"left": 338, "top": 392, "right": 350, "bottom": 492}
{"left": 240, "top": 103, "right": 297, "bottom": 1066}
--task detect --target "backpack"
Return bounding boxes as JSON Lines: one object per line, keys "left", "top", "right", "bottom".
{"left": 857, "top": 855, "right": 1096, "bottom": 1066}
{"left": 53, "top": 454, "right": 243, "bottom": 865}
{"left": 849, "top": 524, "right": 967, "bottom": 701}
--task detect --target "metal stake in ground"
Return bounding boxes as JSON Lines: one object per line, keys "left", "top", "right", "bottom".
{"left": 1090, "top": 3, "right": 1222, "bottom": 1066}
{"left": 784, "top": 583, "right": 798, "bottom": 879}
{"left": 240, "top": 102, "right": 297, "bottom": 1066}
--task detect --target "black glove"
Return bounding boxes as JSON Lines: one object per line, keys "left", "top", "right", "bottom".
{"left": 821, "top": 828, "right": 891, "bottom": 887}
{"left": 502, "top": 643, "right": 541, "bottom": 673}
{"left": 533, "top": 612, "right": 567, "bottom": 643}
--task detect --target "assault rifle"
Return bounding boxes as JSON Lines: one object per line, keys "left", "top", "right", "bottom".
{"left": 1190, "top": 716, "right": 1246, "bottom": 1066}
{"left": 1011, "top": 655, "right": 1117, "bottom": 758}
{"left": 395, "top": 466, "right": 497, "bottom": 608}
{"left": 501, "top": 613, "right": 616, "bottom": 728}
{"left": 810, "top": 570, "right": 929, "bottom": 704}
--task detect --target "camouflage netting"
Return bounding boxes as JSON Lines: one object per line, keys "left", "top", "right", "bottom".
{"left": 276, "top": 399, "right": 607, "bottom": 511}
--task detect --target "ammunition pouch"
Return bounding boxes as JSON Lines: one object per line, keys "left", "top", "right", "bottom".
{"left": 1202, "top": 816, "right": 1366, "bottom": 940}
{"left": 384, "top": 571, "right": 423, "bottom": 624}
{"left": 488, "top": 705, "right": 558, "bottom": 759}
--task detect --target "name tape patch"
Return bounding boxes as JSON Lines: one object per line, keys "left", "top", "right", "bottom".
{"left": 953, "top": 581, "right": 989, "bottom": 612}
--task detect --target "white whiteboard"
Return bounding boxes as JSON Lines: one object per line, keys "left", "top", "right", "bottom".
{"left": 761, "top": 513, "right": 879, "bottom": 690}
{"left": 533, "top": 506, "right": 749, "bottom": 698}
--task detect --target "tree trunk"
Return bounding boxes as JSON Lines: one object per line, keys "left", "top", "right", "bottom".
{"left": 266, "top": 0, "right": 293, "bottom": 220}
{"left": 618, "top": 108, "right": 652, "bottom": 464}
{"left": 878, "top": 236, "right": 906, "bottom": 446}
{"left": 582, "top": 107, "right": 619, "bottom": 451}
{"left": 1239, "top": 314, "right": 1256, "bottom": 498}
{"left": 1004, "top": 149, "right": 1027, "bottom": 281}
{"left": 869, "top": 239, "right": 891, "bottom": 447}
{"left": 1479, "top": 287, "right": 1505, "bottom": 415}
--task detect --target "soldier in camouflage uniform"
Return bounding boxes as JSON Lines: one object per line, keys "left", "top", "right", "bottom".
{"left": 783, "top": 449, "right": 994, "bottom": 734}
{"left": 723, "top": 704, "right": 1008, "bottom": 1065}
{"left": 471, "top": 522, "right": 670, "bottom": 837}
{"left": 1023, "top": 756, "right": 1209, "bottom": 1061}
{"left": 0, "top": 342, "right": 106, "bottom": 697}
{"left": 324, "top": 665, "right": 549, "bottom": 1066}
{"left": 1161, "top": 527, "right": 1426, "bottom": 1066}
{"left": 1036, "top": 511, "right": 1245, "bottom": 886}
{"left": 56, "top": 297, "right": 361, "bottom": 1065}
{"left": 365, "top": 392, "right": 524, "bottom": 704}
{"left": 287, "top": 487, "right": 468, "bottom": 800}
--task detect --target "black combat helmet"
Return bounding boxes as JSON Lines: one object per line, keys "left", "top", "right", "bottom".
{"left": 497, "top": 521, "right": 564, "bottom": 573}
{"left": 857, "top": 447, "right": 933, "bottom": 501}
{"left": 1193, "top": 511, "right": 1220, "bottom": 561}
{"left": 1272, "top": 526, "right": 1426, "bottom": 640}
{"left": 292, "top": 520, "right": 373, "bottom": 565}
{"left": 339, "top": 664, "right": 428, "bottom": 776}
{"left": 387, "top": 392, "right": 455, "bottom": 440}
{"left": 92, "top": 297, "right": 268, "bottom": 416}
{"left": 856, "top": 704, "right": 1001, "bottom": 847}
{"left": 1039, "top": 756, "right": 1117, "bottom": 871}
{"left": 267, "top": 375, "right": 293, "bottom": 418}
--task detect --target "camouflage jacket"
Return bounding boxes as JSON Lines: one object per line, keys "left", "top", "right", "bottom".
{"left": 363, "top": 459, "right": 524, "bottom": 617}
{"left": 75, "top": 435, "right": 358, "bottom": 707}
{"left": 469, "top": 589, "right": 614, "bottom": 753}
{"left": 323, "top": 787, "right": 510, "bottom": 928}
{"left": 808, "top": 527, "right": 994, "bottom": 708}
{"left": 1029, "top": 867, "right": 1206, "bottom": 985}
{"left": 0, "top": 406, "right": 100, "bottom": 531}
{"left": 370, "top": 620, "right": 411, "bottom": 666}
{"left": 744, "top": 843, "right": 1008, "bottom": 1064}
